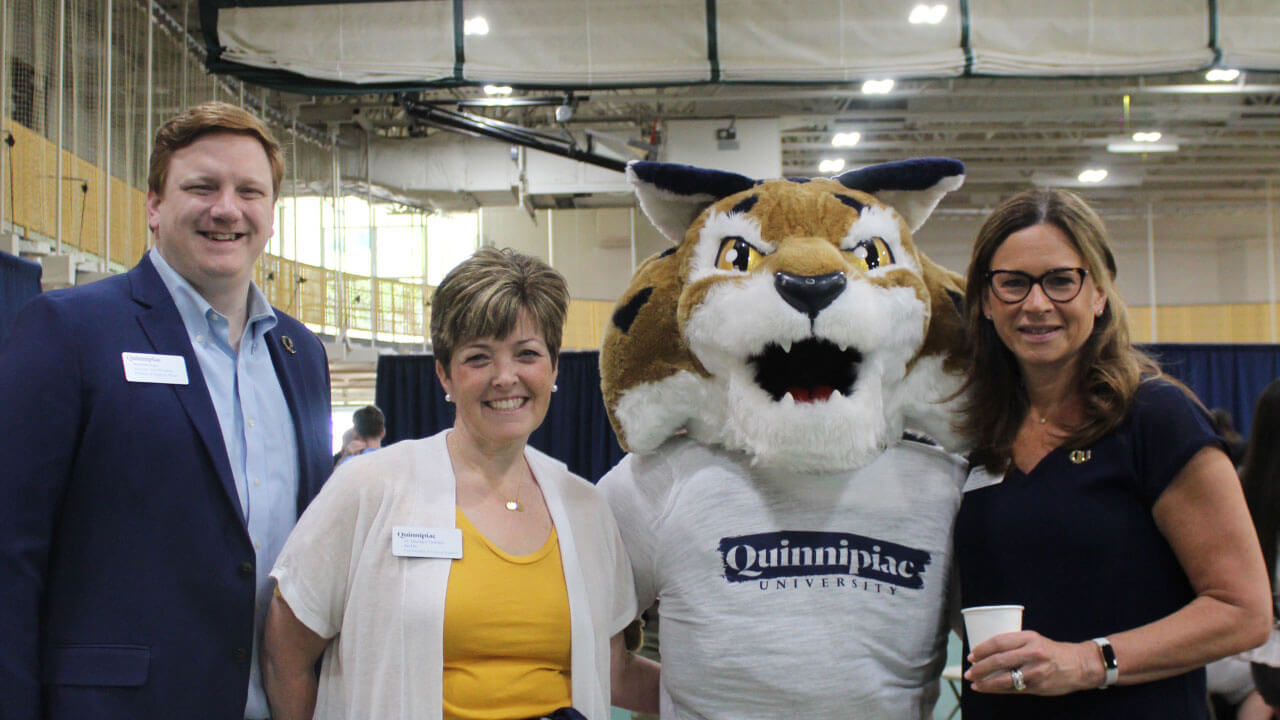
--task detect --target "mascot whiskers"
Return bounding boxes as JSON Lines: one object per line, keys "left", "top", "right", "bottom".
{"left": 599, "top": 158, "right": 969, "bottom": 719}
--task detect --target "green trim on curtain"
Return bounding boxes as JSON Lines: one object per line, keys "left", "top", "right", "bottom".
{"left": 1207, "top": 0, "right": 1223, "bottom": 66}
{"left": 959, "top": 0, "right": 973, "bottom": 76}
{"left": 453, "top": 0, "right": 465, "bottom": 81}
{"left": 705, "top": 0, "right": 720, "bottom": 83}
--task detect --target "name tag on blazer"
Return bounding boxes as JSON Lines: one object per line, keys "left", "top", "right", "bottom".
{"left": 391, "top": 526, "right": 462, "bottom": 559}
{"left": 121, "top": 352, "right": 189, "bottom": 385}
{"left": 962, "top": 465, "right": 1005, "bottom": 493}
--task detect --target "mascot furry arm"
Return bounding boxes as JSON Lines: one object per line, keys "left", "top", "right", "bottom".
{"left": 598, "top": 159, "right": 970, "bottom": 719}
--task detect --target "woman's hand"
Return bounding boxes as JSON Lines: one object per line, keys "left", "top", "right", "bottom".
{"left": 1237, "top": 690, "right": 1279, "bottom": 720}
{"left": 964, "top": 630, "right": 1103, "bottom": 696}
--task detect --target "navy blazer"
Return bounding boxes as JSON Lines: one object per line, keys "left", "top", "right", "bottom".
{"left": 0, "top": 255, "right": 332, "bottom": 720}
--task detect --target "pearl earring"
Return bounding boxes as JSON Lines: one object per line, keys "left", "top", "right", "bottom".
{"left": 444, "top": 393, "right": 453, "bottom": 402}
{"left": 551, "top": 384, "right": 558, "bottom": 393}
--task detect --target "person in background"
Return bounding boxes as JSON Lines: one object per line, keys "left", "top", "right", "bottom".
{"left": 1234, "top": 378, "right": 1280, "bottom": 719}
{"left": 262, "top": 247, "right": 658, "bottom": 720}
{"left": 334, "top": 404, "right": 386, "bottom": 468}
{"left": 0, "top": 101, "right": 333, "bottom": 720}
{"left": 1211, "top": 407, "right": 1248, "bottom": 467}
{"left": 352, "top": 404, "right": 386, "bottom": 449}
{"left": 332, "top": 427, "right": 366, "bottom": 467}
{"left": 953, "top": 187, "right": 1270, "bottom": 719}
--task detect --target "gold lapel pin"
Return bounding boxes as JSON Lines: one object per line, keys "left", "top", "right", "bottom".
{"left": 1069, "top": 449, "right": 1092, "bottom": 464}
{"left": 282, "top": 336, "right": 296, "bottom": 354}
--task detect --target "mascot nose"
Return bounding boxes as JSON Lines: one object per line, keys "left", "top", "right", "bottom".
{"left": 774, "top": 271, "right": 847, "bottom": 320}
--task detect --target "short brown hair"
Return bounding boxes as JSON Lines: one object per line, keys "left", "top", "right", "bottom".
{"left": 430, "top": 247, "right": 570, "bottom": 374}
{"left": 148, "top": 101, "right": 284, "bottom": 199}
{"left": 957, "top": 188, "right": 1158, "bottom": 471}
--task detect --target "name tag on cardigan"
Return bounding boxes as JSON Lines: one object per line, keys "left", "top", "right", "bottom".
{"left": 391, "top": 526, "right": 462, "bottom": 559}
{"left": 122, "top": 352, "right": 189, "bottom": 385}
{"left": 962, "top": 465, "right": 1005, "bottom": 493}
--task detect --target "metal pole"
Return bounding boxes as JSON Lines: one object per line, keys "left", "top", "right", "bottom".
{"left": 430, "top": 208, "right": 435, "bottom": 348}
{"left": 55, "top": 0, "right": 66, "bottom": 254}
{"left": 366, "top": 129, "right": 375, "bottom": 346}
{"left": 291, "top": 116, "right": 299, "bottom": 314}
{"left": 103, "top": 0, "right": 112, "bottom": 270}
{"left": 180, "top": 0, "right": 188, "bottom": 109}
{"left": 1267, "top": 180, "right": 1276, "bottom": 343}
{"left": 144, "top": 0, "right": 153, "bottom": 209}
{"left": 1146, "top": 201, "right": 1157, "bottom": 343}
{"left": 0, "top": 0, "right": 9, "bottom": 234}
{"left": 330, "top": 125, "right": 344, "bottom": 339}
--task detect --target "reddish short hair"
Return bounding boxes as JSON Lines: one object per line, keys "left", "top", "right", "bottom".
{"left": 147, "top": 101, "right": 284, "bottom": 199}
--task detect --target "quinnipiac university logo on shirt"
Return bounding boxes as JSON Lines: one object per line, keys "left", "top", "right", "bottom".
{"left": 718, "top": 531, "right": 932, "bottom": 593}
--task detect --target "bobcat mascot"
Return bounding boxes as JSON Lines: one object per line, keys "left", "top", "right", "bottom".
{"left": 598, "top": 159, "right": 970, "bottom": 719}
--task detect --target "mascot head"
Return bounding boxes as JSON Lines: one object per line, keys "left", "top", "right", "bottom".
{"left": 601, "top": 159, "right": 969, "bottom": 473}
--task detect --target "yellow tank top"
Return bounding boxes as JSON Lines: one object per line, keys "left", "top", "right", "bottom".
{"left": 442, "top": 508, "right": 572, "bottom": 720}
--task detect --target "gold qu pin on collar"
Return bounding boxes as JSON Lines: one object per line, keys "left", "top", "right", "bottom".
{"left": 282, "top": 336, "right": 296, "bottom": 354}
{"left": 1069, "top": 449, "right": 1092, "bottom": 464}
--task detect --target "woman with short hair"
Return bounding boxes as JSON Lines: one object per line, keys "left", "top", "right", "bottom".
{"left": 262, "top": 247, "right": 658, "bottom": 720}
{"left": 953, "top": 188, "right": 1270, "bottom": 718}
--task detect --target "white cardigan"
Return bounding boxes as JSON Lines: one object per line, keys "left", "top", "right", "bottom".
{"left": 272, "top": 431, "right": 636, "bottom": 720}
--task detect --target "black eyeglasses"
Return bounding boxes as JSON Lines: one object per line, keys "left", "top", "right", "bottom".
{"left": 985, "top": 267, "right": 1089, "bottom": 303}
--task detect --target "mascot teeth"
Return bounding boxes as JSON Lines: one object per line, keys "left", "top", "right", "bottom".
{"left": 748, "top": 338, "right": 862, "bottom": 404}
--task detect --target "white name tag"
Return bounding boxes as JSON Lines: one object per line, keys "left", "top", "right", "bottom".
{"left": 391, "top": 526, "right": 462, "bottom": 559}
{"left": 962, "top": 465, "right": 1006, "bottom": 493}
{"left": 122, "top": 352, "right": 189, "bottom": 385}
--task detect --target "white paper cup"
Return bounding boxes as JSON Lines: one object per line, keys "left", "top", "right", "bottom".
{"left": 962, "top": 604, "right": 1024, "bottom": 647}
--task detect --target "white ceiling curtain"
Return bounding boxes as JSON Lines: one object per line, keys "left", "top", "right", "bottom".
{"left": 212, "top": 0, "right": 1280, "bottom": 88}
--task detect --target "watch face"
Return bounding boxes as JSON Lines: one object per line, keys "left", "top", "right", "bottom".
{"left": 1098, "top": 641, "right": 1117, "bottom": 667}
{"left": 1093, "top": 638, "right": 1118, "bottom": 687}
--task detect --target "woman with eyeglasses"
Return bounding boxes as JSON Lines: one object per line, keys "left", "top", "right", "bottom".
{"left": 951, "top": 188, "right": 1270, "bottom": 719}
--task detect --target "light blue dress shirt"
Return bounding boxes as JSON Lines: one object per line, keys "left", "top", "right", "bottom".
{"left": 149, "top": 249, "right": 299, "bottom": 720}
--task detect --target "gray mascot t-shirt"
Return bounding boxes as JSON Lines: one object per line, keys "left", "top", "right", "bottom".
{"left": 600, "top": 436, "right": 966, "bottom": 720}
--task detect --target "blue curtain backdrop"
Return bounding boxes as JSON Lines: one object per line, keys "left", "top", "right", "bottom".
{"left": 375, "top": 351, "right": 626, "bottom": 482}
{"left": 1144, "top": 343, "right": 1280, "bottom": 437}
{"left": 376, "top": 345, "right": 1280, "bottom": 478}
{"left": 0, "top": 251, "right": 42, "bottom": 347}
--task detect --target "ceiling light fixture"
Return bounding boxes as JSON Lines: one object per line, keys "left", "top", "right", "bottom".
{"left": 1205, "top": 68, "right": 1240, "bottom": 82}
{"left": 908, "top": 4, "right": 948, "bottom": 25}
{"left": 483, "top": 84, "right": 512, "bottom": 96}
{"left": 1107, "top": 132, "right": 1178, "bottom": 153}
{"left": 861, "top": 79, "right": 894, "bottom": 95}
{"left": 831, "top": 131, "right": 861, "bottom": 147}
{"left": 1077, "top": 168, "right": 1108, "bottom": 183}
{"left": 463, "top": 17, "right": 489, "bottom": 36}
{"left": 819, "top": 158, "right": 846, "bottom": 174}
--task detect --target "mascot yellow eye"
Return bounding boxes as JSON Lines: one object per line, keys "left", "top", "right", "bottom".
{"left": 715, "top": 236, "right": 766, "bottom": 272}
{"left": 847, "top": 237, "right": 895, "bottom": 272}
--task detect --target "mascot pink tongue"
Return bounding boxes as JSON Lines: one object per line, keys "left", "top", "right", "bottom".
{"left": 598, "top": 158, "right": 971, "bottom": 719}
{"left": 790, "top": 386, "right": 831, "bottom": 403}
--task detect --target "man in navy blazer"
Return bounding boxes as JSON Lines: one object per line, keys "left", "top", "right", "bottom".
{"left": 0, "top": 102, "right": 332, "bottom": 719}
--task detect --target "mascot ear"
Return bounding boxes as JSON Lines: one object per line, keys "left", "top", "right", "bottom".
{"left": 627, "top": 161, "right": 758, "bottom": 243}
{"left": 834, "top": 158, "right": 965, "bottom": 232}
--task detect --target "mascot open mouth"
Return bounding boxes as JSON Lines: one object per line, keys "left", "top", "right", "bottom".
{"left": 748, "top": 338, "right": 862, "bottom": 404}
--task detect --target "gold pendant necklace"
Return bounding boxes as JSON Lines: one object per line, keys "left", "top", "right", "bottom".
{"left": 504, "top": 480, "right": 523, "bottom": 512}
